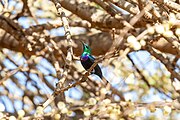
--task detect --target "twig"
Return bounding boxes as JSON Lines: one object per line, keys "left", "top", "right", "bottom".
{"left": 127, "top": 54, "right": 172, "bottom": 99}
{"left": 0, "top": 66, "right": 23, "bottom": 85}
{"left": 91, "top": 0, "right": 117, "bottom": 16}
{"left": 35, "top": 1, "right": 74, "bottom": 117}
{"left": 152, "top": 0, "right": 180, "bottom": 12}
{"left": 106, "top": 0, "right": 139, "bottom": 14}
{"left": 111, "top": 3, "right": 152, "bottom": 50}
{"left": 146, "top": 44, "right": 180, "bottom": 81}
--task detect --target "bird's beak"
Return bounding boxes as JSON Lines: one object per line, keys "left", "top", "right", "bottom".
{"left": 80, "top": 40, "right": 84, "bottom": 45}
{"left": 80, "top": 40, "right": 84, "bottom": 50}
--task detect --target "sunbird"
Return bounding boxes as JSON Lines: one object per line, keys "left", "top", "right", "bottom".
{"left": 80, "top": 45, "right": 124, "bottom": 99}
{"left": 80, "top": 41, "right": 102, "bottom": 79}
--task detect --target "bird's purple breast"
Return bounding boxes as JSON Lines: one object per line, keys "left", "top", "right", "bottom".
{"left": 80, "top": 55, "right": 88, "bottom": 61}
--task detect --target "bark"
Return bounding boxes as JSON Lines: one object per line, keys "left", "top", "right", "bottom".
{"left": 0, "top": 29, "right": 178, "bottom": 57}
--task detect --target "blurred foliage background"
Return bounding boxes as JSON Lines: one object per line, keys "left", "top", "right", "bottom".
{"left": 0, "top": 0, "right": 180, "bottom": 119}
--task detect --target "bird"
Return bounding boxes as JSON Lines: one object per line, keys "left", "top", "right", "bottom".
{"left": 80, "top": 43, "right": 125, "bottom": 100}
{"left": 80, "top": 41, "right": 103, "bottom": 79}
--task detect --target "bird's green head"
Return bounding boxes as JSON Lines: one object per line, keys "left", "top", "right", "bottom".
{"left": 81, "top": 41, "right": 91, "bottom": 54}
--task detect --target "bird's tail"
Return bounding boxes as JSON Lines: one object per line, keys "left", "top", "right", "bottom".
{"left": 101, "top": 76, "right": 125, "bottom": 101}
{"left": 101, "top": 76, "right": 111, "bottom": 90}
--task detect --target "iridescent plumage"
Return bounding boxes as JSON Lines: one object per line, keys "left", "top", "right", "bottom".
{"left": 80, "top": 42, "right": 102, "bottom": 78}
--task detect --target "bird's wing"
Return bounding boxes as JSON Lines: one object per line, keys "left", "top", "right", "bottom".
{"left": 88, "top": 55, "right": 95, "bottom": 62}
{"left": 88, "top": 55, "right": 96, "bottom": 74}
